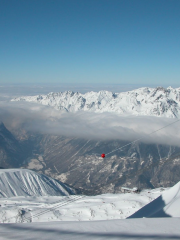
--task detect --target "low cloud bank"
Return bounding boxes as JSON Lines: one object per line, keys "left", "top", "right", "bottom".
{"left": 0, "top": 101, "right": 180, "bottom": 146}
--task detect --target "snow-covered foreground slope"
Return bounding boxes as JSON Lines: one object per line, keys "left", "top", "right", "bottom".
{"left": 0, "top": 218, "right": 180, "bottom": 240}
{"left": 1, "top": 168, "right": 180, "bottom": 223}
{"left": 128, "top": 180, "right": 180, "bottom": 218}
{"left": 11, "top": 86, "right": 180, "bottom": 118}
{"left": 0, "top": 187, "right": 164, "bottom": 223}
{"left": 0, "top": 169, "right": 75, "bottom": 198}
{"left": 0, "top": 170, "right": 180, "bottom": 239}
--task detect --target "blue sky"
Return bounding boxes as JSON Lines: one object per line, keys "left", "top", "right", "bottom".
{"left": 0, "top": 0, "right": 180, "bottom": 87}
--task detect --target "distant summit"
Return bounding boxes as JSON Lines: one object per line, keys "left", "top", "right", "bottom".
{"left": 12, "top": 86, "right": 180, "bottom": 118}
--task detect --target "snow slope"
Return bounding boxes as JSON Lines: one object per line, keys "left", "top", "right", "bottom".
{"left": 0, "top": 169, "right": 165, "bottom": 223}
{"left": 0, "top": 218, "right": 180, "bottom": 240}
{"left": 11, "top": 86, "right": 180, "bottom": 118}
{"left": 0, "top": 170, "right": 180, "bottom": 239}
{"left": 0, "top": 188, "right": 163, "bottom": 223}
{"left": 128, "top": 180, "right": 180, "bottom": 218}
{"left": 0, "top": 169, "right": 75, "bottom": 198}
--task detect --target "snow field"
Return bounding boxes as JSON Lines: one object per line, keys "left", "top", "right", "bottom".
{"left": 0, "top": 169, "right": 180, "bottom": 239}
{"left": 0, "top": 190, "right": 162, "bottom": 223}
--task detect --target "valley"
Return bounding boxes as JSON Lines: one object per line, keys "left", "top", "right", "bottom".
{"left": 1, "top": 122, "right": 180, "bottom": 195}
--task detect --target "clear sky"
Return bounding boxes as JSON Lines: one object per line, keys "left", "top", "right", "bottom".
{"left": 0, "top": 0, "right": 180, "bottom": 86}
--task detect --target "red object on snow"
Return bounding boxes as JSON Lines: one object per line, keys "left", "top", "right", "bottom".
{"left": 101, "top": 153, "right": 105, "bottom": 158}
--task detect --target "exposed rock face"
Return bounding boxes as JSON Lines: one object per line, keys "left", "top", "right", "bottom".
{"left": 12, "top": 86, "right": 180, "bottom": 118}
{"left": 0, "top": 122, "right": 32, "bottom": 168}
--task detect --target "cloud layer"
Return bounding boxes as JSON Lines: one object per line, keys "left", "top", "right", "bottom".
{"left": 0, "top": 101, "right": 180, "bottom": 147}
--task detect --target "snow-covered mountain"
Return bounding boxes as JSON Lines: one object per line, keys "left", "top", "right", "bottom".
{"left": 11, "top": 86, "right": 180, "bottom": 118}
{"left": 0, "top": 169, "right": 75, "bottom": 197}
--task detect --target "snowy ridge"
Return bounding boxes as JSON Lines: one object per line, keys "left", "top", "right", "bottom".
{"left": 11, "top": 86, "right": 180, "bottom": 118}
{"left": 0, "top": 169, "right": 75, "bottom": 197}
{"left": 128, "top": 180, "right": 180, "bottom": 218}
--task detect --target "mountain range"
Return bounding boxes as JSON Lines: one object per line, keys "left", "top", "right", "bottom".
{"left": 12, "top": 86, "right": 180, "bottom": 118}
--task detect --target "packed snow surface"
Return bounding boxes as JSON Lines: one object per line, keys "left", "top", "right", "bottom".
{"left": 12, "top": 86, "right": 180, "bottom": 118}
{"left": 0, "top": 218, "right": 180, "bottom": 240}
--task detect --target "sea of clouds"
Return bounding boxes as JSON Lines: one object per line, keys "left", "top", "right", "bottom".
{"left": 0, "top": 100, "right": 180, "bottom": 147}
